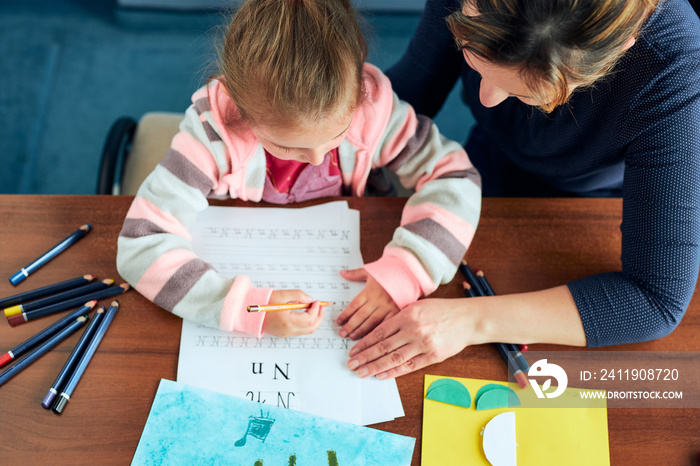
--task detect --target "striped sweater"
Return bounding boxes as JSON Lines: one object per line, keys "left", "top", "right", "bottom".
{"left": 116, "top": 63, "right": 481, "bottom": 337}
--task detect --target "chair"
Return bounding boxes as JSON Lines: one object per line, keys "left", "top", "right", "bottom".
{"left": 97, "top": 112, "right": 183, "bottom": 195}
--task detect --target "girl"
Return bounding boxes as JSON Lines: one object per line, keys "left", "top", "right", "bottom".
{"left": 116, "top": 0, "right": 481, "bottom": 338}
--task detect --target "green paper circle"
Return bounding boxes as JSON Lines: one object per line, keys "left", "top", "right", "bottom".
{"left": 425, "top": 379, "right": 471, "bottom": 408}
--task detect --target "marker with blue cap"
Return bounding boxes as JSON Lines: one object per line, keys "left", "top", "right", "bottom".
{"left": 9, "top": 224, "right": 91, "bottom": 286}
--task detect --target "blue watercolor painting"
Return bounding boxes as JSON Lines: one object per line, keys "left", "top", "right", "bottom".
{"left": 131, "top": 379, "right": 415, "bottom": 465}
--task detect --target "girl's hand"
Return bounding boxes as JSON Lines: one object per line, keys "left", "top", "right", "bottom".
{"left": 336, "top": 268, "right": 400, "bottom": 340}
{"left": 345, "top": 297, "right": 476, "bottom": 379}
{"left": 262, "top": 289, "right": 326, "bottom": 338}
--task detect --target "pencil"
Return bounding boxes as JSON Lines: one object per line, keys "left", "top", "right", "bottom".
{"left": 7, "top": 283, "right": 129, "bottom": 327}
{"left": 52, "top": 301, "right": 120, "bottom": 414}
{"left": 247, "top": 301, "right": 335, "bottom": 313}
{"left": 474, "top": 269, "right": 495, "bottom": 296}
{"left": 495, "top": 342, "right": 529, "bottom": 389}
{"left": 475, "top": 269, "right": 531, "bottom": 373}
{"left": 9, "top": 224, "right": 92, "bottom": 286}
{"left": 42, "top": 306, "right": 106, "bottom": 409}
{"left": 458, "top": 263, "right": 529, "bottom": 388}
{"left": 4, "top": 279, "right": 112, "bottom": 318}
{"left": 0, "top": 315, "right": 89, "bottom": 388}
{"left": 0, "top": 274, "right": 94, "bottom": 311}
{"left": 462, "top": 281, "right": 477, "bottom": 298}
{"left": 460, "top": 260, "right": 486, "bottom": 296}
{"left": 0, "top": 302, "right": 96, "bottom": 369}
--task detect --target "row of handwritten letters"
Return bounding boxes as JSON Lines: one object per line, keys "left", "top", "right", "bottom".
{"left": 177, "top": 202, "right": 404, "bottom": 425}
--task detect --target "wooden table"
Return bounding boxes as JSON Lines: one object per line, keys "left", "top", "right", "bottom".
{"left": 0, "top": 196, "right": 698, "bottom": 465}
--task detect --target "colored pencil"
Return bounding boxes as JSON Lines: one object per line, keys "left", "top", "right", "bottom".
{"left": 0, "top": 315, "right": 89, "bottom": 388}
{"left": 4, "top": 279, "right": 112, "bottom": 318}
{"left": 462, "top": 281, "right": 476, "bottom": 298}
{"left": 42, "top": 306, "right": 106, "bottom": 409}
{"left": 0, "top": 274, "right": 93, "bottom": 311}
{"left": 247, "top": 301, "right": 335, "bottom": 313}
{"left": 475, "top": 269, "right": 531, "bottom": 373}
{"left": 7, "top": 283, "right": 129, "bottom": 327}
{"left": 9, "top": 224, "right": 92, "bottom": 286}
{"left": 495, "top": 343, "right": 529, "bottom": 389}
{"left": 459, "top": 260, "right": 486, "bottom": 296}
{"left": 0, "top": 302, "right": 96, "bottom": 368}
{"left": 458, "top": 262, "right": 529, "bottom": 388}
{"left": 52, "top": 301, "right": 120, "bottom": 414}
{"left": 474, "top": 269, "right": 495, "bottom": 296}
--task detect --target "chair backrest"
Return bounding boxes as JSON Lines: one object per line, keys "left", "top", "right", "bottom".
{"left": 122, "top": 112, "right": 184, "bottom": 195}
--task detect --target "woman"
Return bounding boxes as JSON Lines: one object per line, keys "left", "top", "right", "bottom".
{"left": 340, "top": 0, "right": 700, "bottom": 379}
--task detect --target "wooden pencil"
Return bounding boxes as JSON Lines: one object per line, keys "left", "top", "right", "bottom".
{"left": 247, "top": 301, "right": 335, "bottom": 313}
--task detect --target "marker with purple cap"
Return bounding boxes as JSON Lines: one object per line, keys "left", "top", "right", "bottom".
{"left": 52, "top": 300, "right": 119, "bottom": 414}
{"left": 42, "top": 306, "right": 106, "bottom": 409}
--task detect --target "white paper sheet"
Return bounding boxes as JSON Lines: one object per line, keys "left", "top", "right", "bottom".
{"left": 177, "top": 202, "right": 403, "bottom": 425}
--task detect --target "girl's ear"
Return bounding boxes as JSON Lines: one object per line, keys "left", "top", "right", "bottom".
{"left": 219, "top": 80, "right": 231, "bottom": 97}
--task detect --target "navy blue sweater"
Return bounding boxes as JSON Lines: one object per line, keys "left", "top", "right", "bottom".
{"left": 386, "top": 0, "right": 700, "bottom": 347}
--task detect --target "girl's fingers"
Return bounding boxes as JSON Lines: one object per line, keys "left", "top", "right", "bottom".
{"left": 347, "top": 306, "right": 388, "bottom": 340}
{"left": 336, "top": 293, "right": 367, "bottom": 326}
{"left": 339, "top": 302, "right": 375, "bottom": 338}
{"left": 339, "top": 268, "right": 369, "bottom": 282}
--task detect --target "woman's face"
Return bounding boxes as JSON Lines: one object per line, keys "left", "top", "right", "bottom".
{"left": 458, "top": 1, "right": 636, "bottom": 110}
{"left": 461, "top": 49, "right": 544, "bottom": 108}
{"left": 459, "top": 0, "right": 542, "bottom": 108}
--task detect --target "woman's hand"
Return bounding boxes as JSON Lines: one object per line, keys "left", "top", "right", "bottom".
{"left": 262, "top": 289, "right": 326, "bottom": 338}
{"left": 336, "top": 268, "right": 401, "bottom": 340}
{"left": 345, "top": 297, "right": 477, "bottom": 379}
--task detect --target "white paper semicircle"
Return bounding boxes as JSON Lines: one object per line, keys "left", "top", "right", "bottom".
{"left": 482, "top": 411, "right": 517, "bottom": 466}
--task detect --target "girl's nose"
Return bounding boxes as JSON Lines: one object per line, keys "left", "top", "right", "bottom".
{"left": 306, "top": 149, "right": 326, "bottom": 166}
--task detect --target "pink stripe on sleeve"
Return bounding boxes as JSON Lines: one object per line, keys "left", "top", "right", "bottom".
{"left": 415, "top": 151, "right": 473, "bottom": 191}
{"left": 171, "top": 131, "right": 221, "bottom": 184}
{"left": 136, "top": 248, "right": 199, "bottom": 300}
{"left": 377, "top": 110, "right": 418, "bottom": 167}
{"left": 364, "top": 246, "right": 436, "bottom": 309}
{"left": 127, "top": 197, "right": 192, "bottom": 241}
{"left": 401, "top": 202, "right": 476, "bottom": 248}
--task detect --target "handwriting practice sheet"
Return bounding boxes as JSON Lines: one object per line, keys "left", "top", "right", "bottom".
{"left": 177, "top": 202, "right": 403, "bottom": 425}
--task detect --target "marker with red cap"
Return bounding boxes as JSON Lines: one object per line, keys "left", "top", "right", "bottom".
{"left": 0, "top": 302, "right": 96, "bottom": 368}
{"left": 0, "top": 315, "right": 89, "bottom": 388}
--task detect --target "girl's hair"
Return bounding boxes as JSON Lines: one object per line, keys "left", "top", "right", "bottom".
{"left": 217, "top": 0, "right": 367, "bottom": 128}
{"left": 447, "top": 0, "right": 659, "bottom": 112}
